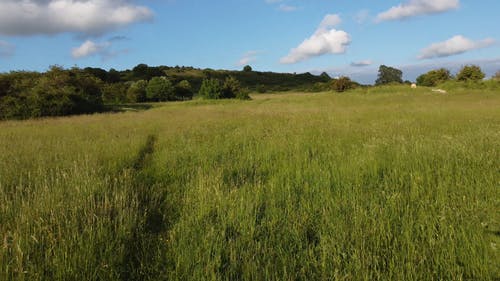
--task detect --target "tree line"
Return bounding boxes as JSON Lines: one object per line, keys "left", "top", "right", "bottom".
{"left": 0, "top": 63, "right": 497, "bottom": 120}
{"left": 374, "top": 64, "right": 491, "bottom": 86}
{"left": 0, "top": 64, "right": 333, "bottom": 119}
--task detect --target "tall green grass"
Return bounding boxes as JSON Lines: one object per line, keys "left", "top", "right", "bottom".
{"left": 1, "top": 88, "right": 499, "bottom": 280}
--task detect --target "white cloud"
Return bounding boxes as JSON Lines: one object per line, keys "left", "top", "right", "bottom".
{"left": 237, "top": 51, "right": 260, "bottom": 66}
{"left": 351, "top": 60, "right": 373, "bottom": 67}
{"left": 72, "top": 40, "right": 110, "bottom": 58}
{"left": 376, "top": 0, "right": 459, "bottom": 22}
{"left": 71, "top": 39, "right": 128, "bottom": 60}
{"left": 0, "top": 40, "right": 15, "bottom": 57}
{"left": 280, "top": 14, "right": 351, "bottom": 64}
{"left": 0, "top": 0, "right": 153, "bottom": 36}
{"left": 418, "top": 35, "right": 495, "bottom": 59}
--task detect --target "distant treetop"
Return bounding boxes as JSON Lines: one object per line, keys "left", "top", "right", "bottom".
{"left": 243, "top": 65, "right": 252, "bottom": 72}
{"left": 456, "top": 65, "right": 485, "bottom": 82}
{"left": 375, "top": 65, "right": 403, "bottom": 85}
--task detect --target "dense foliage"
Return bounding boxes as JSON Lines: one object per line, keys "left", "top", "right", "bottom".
{"left": 331, "top": 76, "right": 356, "bottom": 92}
{"left": 0, "top": 66, "right": 103, "bottom": 119}
{"left": 416, "top": 68, "right": 452, "bottom": 86}
{"left": 198, "top": 78, "right": 223, "bottom": 99}
{"left": 126, "top": 80, "right": 148, "bottom": 103}
{"left": 375, "top": 65, "right": 403, "bottom": 85}
{"left": 174, "top": 80, "right": 194, "bottom": 100}
{"left": 1, "top": 64, "right": 332, "bottom": 119}
{"left": 456, "top": 65, "right": 485, "bottom": 82}
{"left": 198, "top": 76, "right": 250, "bottom": 100}
{"left": 1, "top": 62, "right": 496, "bottom": 120}
{"left": 146, "top": 77, "right": 175, "bottom": 101}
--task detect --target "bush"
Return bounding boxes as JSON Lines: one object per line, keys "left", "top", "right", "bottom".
{"left": 331, "top": 77, "right": 355, "bottom": 92}
{"left": 127, "top": 80, "right": 148, "bottom": 103}
{"left": 0, "top": 66, "right": 103, "bottom": 119}
{"left": 102, "top": 83, "right": 129, "bottom": 104}
{"left": 456, "top": 65, "right": 485, "bottom": 82}
{"left": 416, "top": 68, "right": 452, "bottom": 86}
{"left": 146, "top": 77, "right": 175, "bottom": 101}
{"left": 175, "top": 80, "right": 193, "bottom": 100}
{"left": 197, "top": 77, "right": 249, "bottom": 100}
{"left": 256, "top": 84, "right": 267, "bottom": 93}
{"left": 309, "top": 82, "right": 329, "bottom": 92}
{"left": 235, "top": 88, "right": 251, "bottom": 100}
{"left": 221, "top": 76, "right": 240, "bottom": 99}
{"left": 198, "top": 78, "right": 222, "bottom": 99}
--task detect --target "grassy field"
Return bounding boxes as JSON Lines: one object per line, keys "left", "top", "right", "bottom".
{"left": 1, "top": 86, "right": 499, "bottom": 280}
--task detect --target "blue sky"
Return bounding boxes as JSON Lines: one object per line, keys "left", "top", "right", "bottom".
{"left": 0, "top": 0, "right": 499, "bottom": 84}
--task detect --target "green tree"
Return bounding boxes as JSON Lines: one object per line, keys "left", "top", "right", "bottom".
{"left": 127, "top": 80, "right": 148, "bottom": 102}
{"left": 319, "top": 72, "right": 331, "bottom": 81}
{"left": 83, "top": 67, "right": 108, "bottom": 82}
{"left": 174, "top": 80, "right": 193, "bottom": 100}
{"left": 375, "top": 65, "right": 403, "bottom": 85}
{"left": 331, "top": 76, "right": 354, "bottom": 92}
{"left": 107, "top": 68, "right": 121, "bottom": 83}
{"left": 416, "top": 68, "right": 452, "bottom": 86}
{"left": 101, "top": 83, "right": 129, "bottom": 104}
{"left": 146, "top": 77, "right": 174, "bottom": 101}
{"left": 133, "top": 63, "right": 150, "bottom": 80}
{"left": 456, "top": 65, "right": 485, "bottom": 82}
{"left": 198, "top": 78, "right": 222, "bottom": 99}
{"left": 221, "top": 76, "right": 240, "bottom": 99}
{"left": 243, "top": 65, "right": 252, "bottom": 72}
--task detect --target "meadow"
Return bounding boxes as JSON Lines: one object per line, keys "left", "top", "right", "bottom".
{"left": 1, "top": 86, "right": 499, "bottom": 280}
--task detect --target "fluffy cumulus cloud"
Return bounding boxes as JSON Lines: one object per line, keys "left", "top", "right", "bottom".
{"left": 280, "top": 14, "right": 351, "bottom": 64}
{"left": 72, "top": 40, "right": 110, "bottom": 58}
{"left": 0, "top": 0, "right": 153, "bottom": 36}
{"left": 418, "top": 35, "right": 495, "bottom": 59}
{"left": 0, "top": 40, "right": 15, "bottom": 57}
{"left": 376, "top": 0, "right": 459, "bottom": 22}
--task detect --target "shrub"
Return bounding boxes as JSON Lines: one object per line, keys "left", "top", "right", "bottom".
{"left": 416, "top": 68, "right": 452, "bottom": 86}
{"left": 174, "top": 80, "right": 193, "bottom": 100}
{"left": 235, "top": 88, "right": 251, "bottom": 100}
{"left": 127, "top": 80, "right": 148, "bottom": 103}
{"left": 456, "top": 65, "right": 485, "bottom": 82}
{"left": 332, "top": 76, "right": 355, "bottom": 92}
{"left": 102, "top": 83, "right": 129, "bottom": 104}
{"left": 0, "top": 66, "right": 103, "bottom": 119}
{"left": 221, "top": 76, "right": 240, "bottom": 99}
{"left": 146, "top": 77, "right": 175, "bottom": 101}
{"left": 198, "top": 78, "right": 222, "bottom": 99}
{"left": 256, "top": 84, "right": 267, "bottom": 93}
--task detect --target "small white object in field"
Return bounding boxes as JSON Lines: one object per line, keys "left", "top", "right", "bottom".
{"left": 411, "top": 83, "right": 417, "bottom": 89}
{"left": 432, "top": 89, "right": 447, "bottom": 94}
